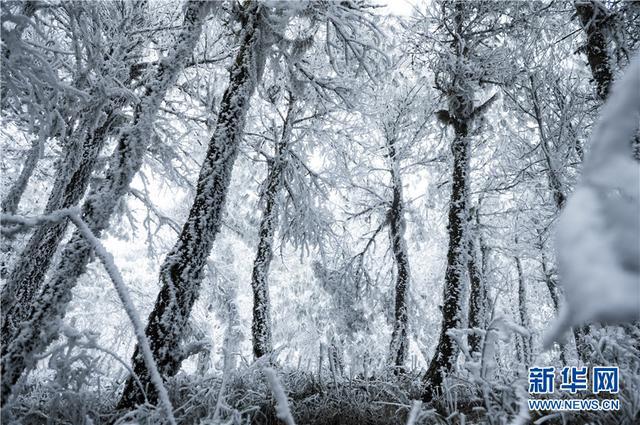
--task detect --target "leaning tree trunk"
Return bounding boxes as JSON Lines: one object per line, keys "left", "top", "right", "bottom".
{"left": 386, "top": 135, "right": 410, "bottom": 371}
{"left": 118, "top": 3, "right": 264, "bottom": 410}
{"left": 1, "top": 138, "right": 41, "bottom": 216}
{"left": 0, "top": 137, "right": 41, "bottom": 277}
{"left": 0, "top": 1, "right": 149, "bottom": 344}
{"left": 0, "top": 1, "right": 209, "bottom": 405}
{"left": 251, "top": 96, "right": 297, "bottom": 359}
{"left": 0, "top": 106, "right": 123, "bottom": 342}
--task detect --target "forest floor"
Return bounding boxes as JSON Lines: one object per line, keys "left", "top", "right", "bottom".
{"left": 6, "top": 364, "right": 637, "bottom": 425}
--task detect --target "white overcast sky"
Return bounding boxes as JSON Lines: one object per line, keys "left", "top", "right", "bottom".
{"left": 384, "top": 0, "right": 418, "bottom": 16}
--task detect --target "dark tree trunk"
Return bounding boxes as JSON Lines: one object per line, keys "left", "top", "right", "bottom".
{"left": 251, "top": 96, "right": 297, "bottom": 359}
{"left": 467, "top": 208, "right": 488, "bottom": 355}
{"left": 0, "top": 107, "right": 122, "bottom": 342}
{"left": 574, "top": 1, "right": 640, "bottom": 156}
{"left": 422, "top": 118, "right": 469, "bottom": 402}
{"left": 422, "top": 1, "right": 477, "bottom": 402}
{"left": 0, "top": 2, "right": 208, "bottom": 405}
{"left": 574, "top": 0, "right": 613, "bottom": 101}
{"left": 514, "top": 252, "right": 531, "bottom": 366}
{"left": 0, "top": 0, "right": 150, "bottom": 343}
{"left": 387, "top": 136, "right": 410, "bottom": 371}
{"left": 117, "top": 3, "right": 262, "bottom": 410}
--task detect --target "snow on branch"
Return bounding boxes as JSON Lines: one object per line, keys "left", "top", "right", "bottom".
{"left": 0, "top": 209, "right": 177, "bottom": 424}
{"left": 262, "top": 367, "right": 296, "bottom": 425}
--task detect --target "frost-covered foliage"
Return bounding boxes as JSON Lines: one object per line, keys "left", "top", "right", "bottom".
{"left": 1, "top": 1, "right": 639, "bottom": 424}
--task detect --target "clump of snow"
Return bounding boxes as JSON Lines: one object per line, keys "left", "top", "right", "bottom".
{"left": 544, "top": 53, "right": 640, "bottom": 348}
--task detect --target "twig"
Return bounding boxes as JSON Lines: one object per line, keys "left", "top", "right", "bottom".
{"left": 406, "top": 400, "right": 422, "bottom": 425}
{"left": 68, "top": 214, "right": 176, "bottom": 424}
{"left": 262, "top": 368, "right": 296, "bottom": 425}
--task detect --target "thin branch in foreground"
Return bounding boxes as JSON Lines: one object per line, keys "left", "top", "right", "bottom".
{"left": 0, "top": 210, "right": 176, "bottom": 424}
{"left": 262, "top": 367, "right": 296, "bottom": 425}
{"left": 406, "top": 400, "right": 422, "bottom": 425}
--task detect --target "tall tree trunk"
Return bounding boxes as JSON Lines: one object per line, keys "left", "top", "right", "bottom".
{"left": 514, "top": 250, "right": 531, "bottom": 366}
{"left": 422, "top": 118, "right": 469, "bottom": 402}
{"left": 422, "top": 2, "right": 476, "bottom": 402}
{"left": 387, "top": 135, "right": 410, "bottom": 371}
{"left": 0, "top": 2, "right": 208, "bottom": 405}
{"left": 118, "top": 3, "right": 263, "bottom": 410}
{"left": 467, "top": 207, "right": 488, "bottom": 355}
{"left": 251, "top": 96, "right": 297, "bottom": 359}
{"left": 529, "top": 75, "right": 593, "bottom": 363}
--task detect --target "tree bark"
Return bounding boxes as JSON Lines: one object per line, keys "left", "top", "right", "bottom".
{"left": 118, "top": 2, "right": 263, "bottom": 410}
{"left": 0, "top": 1, "right": 209, "bottom": 405}
{"left": 422, "top": 2, "right": 474, "bottom": 402}
{"left": 574, "top": 1, "right": 613, "bottom": 101}
{"left": 387, "top": 135, "right": 410, "bottom": 371}
{"left": 422, "top": 118, "right": 469, "bottom": 402}
{"left": 0, "top": 107, "right": 120, "bottom": 342}
{"left": 0, "top": 1, "right": 149, "bottom": 344}
{"left": 251, "top": 96, "right": 297, "bottom": 359}
{"left": 0, "top": 137, "right": 41, "bottom": 276}
{"left": 514, "top": 251, "right": 531, "bottom": 366}
{"left": 467, "top": 207, "right": 488, "bottom": 355}
{"left": 1, "top": 138, "right": 40, "bottom": 216}
{"left": 575, "top": 0, "right": 640, "bottom": 160}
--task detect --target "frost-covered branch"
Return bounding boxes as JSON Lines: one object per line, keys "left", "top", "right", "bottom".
{"left": 262, "top": 367, "right": 296, "bottom": 425}
{"left": 0, "top": 208, "right": 176, "bottom": 422}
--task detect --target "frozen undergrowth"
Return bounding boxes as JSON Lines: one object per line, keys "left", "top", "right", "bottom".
{"left": 6, "top": 327, "right": 638, "bottom": 425}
